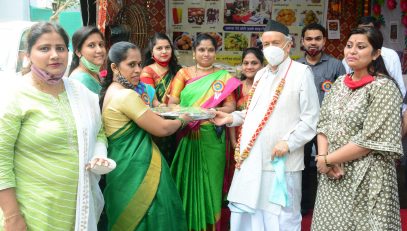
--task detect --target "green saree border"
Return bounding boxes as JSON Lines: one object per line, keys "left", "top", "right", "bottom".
{"left": 112, "top": 147, "right": 161, "bottom": 231}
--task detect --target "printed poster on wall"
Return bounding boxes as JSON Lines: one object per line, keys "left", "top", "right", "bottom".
{"left": 166, "top": 0, "right": 327, "bottom": 70}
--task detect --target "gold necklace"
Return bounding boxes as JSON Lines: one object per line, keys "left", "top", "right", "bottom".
{"left": 243, "top": 80, "right": 253, "bottom": 96}
{"left": 196, "top": 64, "right": 214, "bottom": 71}
{"left": 194, "top": 65, "right": 214, "bottom": 78}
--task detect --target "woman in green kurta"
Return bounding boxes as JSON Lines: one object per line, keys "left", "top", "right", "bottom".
{"left": 312, "top": 28, "right": 403, "bottom": 230}
{"left": 0, "top": 22, "right": 114, "bottom": 231}
{"left": 69, "top": 26, "right": 106, "bottom": 94}
{"left": 100, "top": 41, "right": 190, "bottom": 231}
{"left": 168, "top": 34, "right": 240, "bottom": 230}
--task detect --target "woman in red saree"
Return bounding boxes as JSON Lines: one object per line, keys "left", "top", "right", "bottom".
{"left": 140, "top": 33, "right": 182, "bottom": 165}
{"left": 168, "top": 34, "right": 240, "bottom": 230}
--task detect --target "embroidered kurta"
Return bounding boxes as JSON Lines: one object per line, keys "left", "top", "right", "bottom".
{"left": 0, "top": 78, "right": 107, "bottom": 231}
{"left": 311, "top": 75, "right": 403, "bottom": 231}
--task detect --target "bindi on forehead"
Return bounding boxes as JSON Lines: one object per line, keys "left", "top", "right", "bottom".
{"left": 347, "top": 38, "right": 368, "bottom": 44}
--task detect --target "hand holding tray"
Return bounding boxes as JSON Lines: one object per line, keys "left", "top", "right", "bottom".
{"left": 151, "top": 106, "right": 215, "bottom": 120}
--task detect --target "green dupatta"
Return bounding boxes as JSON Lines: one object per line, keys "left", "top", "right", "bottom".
{"left": 105, "top": 121, "right": 186, "bottom": 231}
{"left": 179, "top": 70, "right": 232, "bottom": 107}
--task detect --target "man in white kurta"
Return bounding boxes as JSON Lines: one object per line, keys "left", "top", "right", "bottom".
{"left": 215, "top": 20, "right": 320, "bottom": 231}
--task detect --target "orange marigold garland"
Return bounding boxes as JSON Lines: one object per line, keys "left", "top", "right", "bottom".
{"left": 234, "top": 60, "right": 293, "bottom": 169}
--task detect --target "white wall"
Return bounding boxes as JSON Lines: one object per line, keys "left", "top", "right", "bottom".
{"left": 0, "top": 0, "right": 30, "bottom": 21}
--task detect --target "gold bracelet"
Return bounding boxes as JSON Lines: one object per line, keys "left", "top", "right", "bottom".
{"left": 324, "top": 154, "right": 333, "bottom": 168}
{"left": 176, "top": 117, "right": 186, "bottom": 129}
{"left": 317, "top": 153, "right": 328, "bottom": 156}
{"left": 4, "top": 212, "right": 21, "bottom": 221}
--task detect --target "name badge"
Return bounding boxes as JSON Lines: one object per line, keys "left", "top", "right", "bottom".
{"left": 212, "top": 80, "right": 225, "bottom": 100}
{"left": 141, "top": 92, "right": 150, "bottom": 105}
{"left": 321, "top": 80, "right": 332, "bottom": 92}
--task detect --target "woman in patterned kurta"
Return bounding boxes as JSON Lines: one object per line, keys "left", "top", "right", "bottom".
{"left": 0, "top": 22, "right": 113, "bottom": 231}
{"left": 311, "top": 28, "right": 403, "bottom": 231}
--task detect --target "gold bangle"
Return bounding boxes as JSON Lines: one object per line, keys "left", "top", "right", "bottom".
{"left": 4, "top": 213, "right": 21, "bottom": 221}
{"left": 317, "top": 153, "right": 328, "bottom": 156}
{"left": 176, "top": 117, "right": 186, "bottom": 129}
{"left": 324, "top": 154, "right": 333, "bottom": 168}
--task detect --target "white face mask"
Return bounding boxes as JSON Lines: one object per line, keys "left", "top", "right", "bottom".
{"left": 263, "top": 42, "right": 289, "bottom": 66}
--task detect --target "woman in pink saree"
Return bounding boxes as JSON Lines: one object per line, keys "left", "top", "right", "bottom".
{"left": 168, "top": 34, "right": 240, "bottom": 230}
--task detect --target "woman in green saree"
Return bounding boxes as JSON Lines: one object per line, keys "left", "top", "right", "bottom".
{"left": 168, "top": 34, "right": 241, "bottom": 230}
{"left": 100, "top": 41, "right": 190, "bottom": 231}
{"left": 140, "top": 33, "right": 182, "bottom": 165}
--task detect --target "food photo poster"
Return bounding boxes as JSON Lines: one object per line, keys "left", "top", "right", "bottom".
{"left": 327, "top": 19, "right": 340, "bottom": 40}
{"left": 167, "top": 0, "right": 327, "bottom": 70}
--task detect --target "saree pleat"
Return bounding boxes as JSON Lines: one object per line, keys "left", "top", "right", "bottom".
{"left": 170, "top": 70, "right": 239, "bottom": 230}
{"left": 105, "top": 121, "right": 187, "bottom": 231}
{"left": 171, "top": 125, "right": 225, "bottom": 230}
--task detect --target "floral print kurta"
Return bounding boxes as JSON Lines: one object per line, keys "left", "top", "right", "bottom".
{"left": 311, "top": 75, "right": 403, "bottom": 231}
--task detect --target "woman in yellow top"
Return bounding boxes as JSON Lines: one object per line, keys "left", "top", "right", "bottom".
{"left": 168, "top": 33, "right": 240, "bottom": 230}
{"left": 100, "top": 41, "right": 191, "bottom": 231}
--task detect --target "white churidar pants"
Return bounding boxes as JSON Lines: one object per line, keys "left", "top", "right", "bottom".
{"left": 230, "top": 171, "right": 302, "bottom": 231}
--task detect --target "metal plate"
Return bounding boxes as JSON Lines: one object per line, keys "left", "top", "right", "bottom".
{"left": 151, "top": 107, "right": 215, "bottom": 120}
